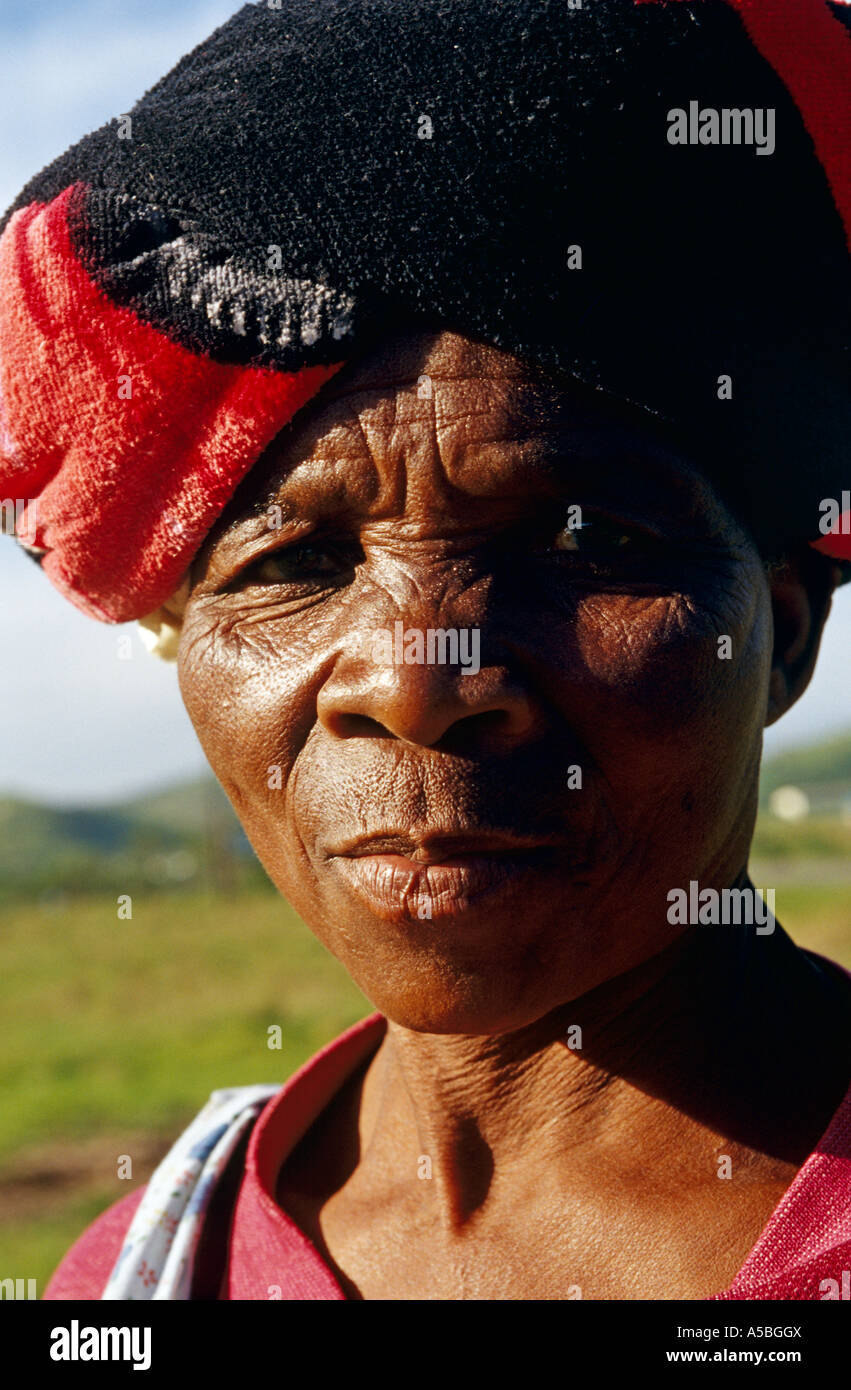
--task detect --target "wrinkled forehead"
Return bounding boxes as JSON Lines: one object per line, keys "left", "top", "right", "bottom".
{"left": 214, "top": 330, "right": 733, "bottom": 537}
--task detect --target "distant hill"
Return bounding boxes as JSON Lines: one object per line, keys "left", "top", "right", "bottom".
{"left": 122, "top": 777, "right": 236, "bottom": 835}
{"left": 0, "top": 777, "right": 263, "bottom": 903}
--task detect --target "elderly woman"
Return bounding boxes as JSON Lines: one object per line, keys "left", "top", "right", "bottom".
{"left": 2, "top": 0, "right": 851, "bottom": 1302}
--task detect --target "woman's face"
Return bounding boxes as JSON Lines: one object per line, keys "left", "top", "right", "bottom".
{"left": 177, "top": 329, "right": 775, "bottom": 1035}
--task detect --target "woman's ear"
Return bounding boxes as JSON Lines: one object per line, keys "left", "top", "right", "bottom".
{"left": 136, "top": 572, "right": 191, "bottom": 661}
{"left": 765, "top": 549, "right": 837, "bottom": 727}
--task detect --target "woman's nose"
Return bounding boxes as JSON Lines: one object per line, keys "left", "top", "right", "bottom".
{"left": 316, "top": 625, "right": 539, "bottom": 749}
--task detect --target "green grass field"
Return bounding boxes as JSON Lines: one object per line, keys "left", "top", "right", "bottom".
{"left": 0, "top": 889, "right": 369, "bottom": 1292}
{"left": 1, "top": 873, "right": 850, "bottom": 1294}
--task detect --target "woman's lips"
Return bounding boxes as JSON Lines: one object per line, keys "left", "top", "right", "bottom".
{"left": 327, "top": 835, "right": 566, "bottom": 922}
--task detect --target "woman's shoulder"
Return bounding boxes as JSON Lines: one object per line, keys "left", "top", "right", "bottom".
{"left": 43, "top": 1186, "right": 148, "bottom": 1300}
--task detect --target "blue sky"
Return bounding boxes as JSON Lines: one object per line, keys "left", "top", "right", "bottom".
{"left": 1, "top": 0, "right": 849, "bottom": 804}
{"left": 0, "top": 2, "right": 246, "bottom": 220}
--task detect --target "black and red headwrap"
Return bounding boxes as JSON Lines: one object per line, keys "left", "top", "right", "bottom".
{"left": 1, "top": 0, "right": 850, "bottom": 626}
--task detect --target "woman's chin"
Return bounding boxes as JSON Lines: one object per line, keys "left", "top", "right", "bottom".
{"left": 331, "top": 949, "right": 581, "bottom": 1037}
{"left": 279, "top": 870, "right": 618, "bottom": 1035}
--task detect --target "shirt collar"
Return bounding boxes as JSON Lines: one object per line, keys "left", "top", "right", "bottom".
{"left": 226, "top": 1012, "right": 386, "bottom": 1300}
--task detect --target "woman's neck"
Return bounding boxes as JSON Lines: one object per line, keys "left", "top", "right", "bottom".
{"left": 356, "top": 918, "right": 851, "bottom": 1227}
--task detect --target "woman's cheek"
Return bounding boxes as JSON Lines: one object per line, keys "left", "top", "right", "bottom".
{"left": 568, "top": 581, "right": 770, "bottom": 730}
{"left": 177, "top": 609, "right": 293, "bottom": 792}
{"left": 181, "top": 598, "right": 326, "bottom": 707}
{"left": 176, "top": 605, "right": 349, "bottom": 885}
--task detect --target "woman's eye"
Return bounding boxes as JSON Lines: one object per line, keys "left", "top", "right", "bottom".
{"left": 248, "top": 541, "right": 354, "bottom": 586}
{"left": 553, "top": 516, "right": 642, "bottom": 554}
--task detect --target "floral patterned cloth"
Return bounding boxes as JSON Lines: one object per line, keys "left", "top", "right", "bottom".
{"left": 101, "top": 1085, "right": 280, "bottom": 1300}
